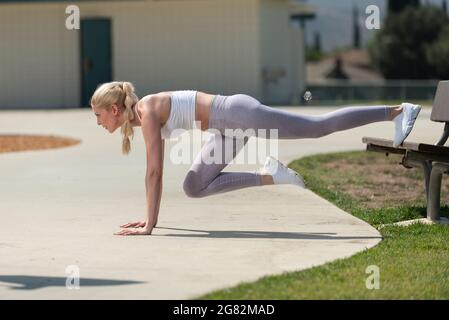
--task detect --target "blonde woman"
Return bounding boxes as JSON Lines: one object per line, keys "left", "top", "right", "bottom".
{"left": 90, "top": 81, "right": 421, "bottom": 236}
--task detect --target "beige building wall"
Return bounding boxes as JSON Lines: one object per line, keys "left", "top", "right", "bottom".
{"left": 0, "top": 0, "right": 303, "bottom": 108}
{"left": 259, "top": 0, "right": 304, "bottom": 104}
{"left": 107, "top": 0, "right": 260, "bottom": 99}
{"left": 0, "top": 3, "right": 80, "bottom": 108}
{"left": 290, "top": 24, "right": 306, "bottom": 104}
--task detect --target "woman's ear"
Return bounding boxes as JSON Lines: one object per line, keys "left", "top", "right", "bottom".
{"left": 111, "top": 104, "right": 120, "bottom": 116}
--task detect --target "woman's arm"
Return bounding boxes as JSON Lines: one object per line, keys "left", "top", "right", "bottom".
{"left": 148, "top": 139, "right": 164, "bottom": 228}
{"left": 115, "top": 99, "right": 164, "bottom": 236}
{"left": 155, "top": 140, "right": 164, "bottom": 227}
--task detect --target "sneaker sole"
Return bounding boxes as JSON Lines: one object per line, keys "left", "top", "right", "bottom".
{"left": 394, "top": 106, "right": 421, "bottom": 147}
{"left": 288, "top": 168, "right": 307, "bottom": 188}
{"left": 266, "top": 157, "right": 307, "bottom": 188}
{"left": 401, "top": 106, "right": 421, "bottom": 144}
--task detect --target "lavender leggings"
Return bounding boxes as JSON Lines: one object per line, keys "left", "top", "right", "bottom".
{"left": 183, "top": 94, "right": 390, "bottom": 198}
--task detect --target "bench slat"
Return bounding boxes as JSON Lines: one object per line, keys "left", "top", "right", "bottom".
{"left": 362, "top": 137, "right": 449, "bottom": 155}
{"left": 362, "top": 137, "right": 419, "bottom": 150}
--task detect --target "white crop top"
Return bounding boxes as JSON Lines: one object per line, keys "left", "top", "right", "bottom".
{"left": 160, "top": 90, "right": 198, "bottom": 139}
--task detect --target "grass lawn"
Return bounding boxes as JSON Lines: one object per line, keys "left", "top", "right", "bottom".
{"left": 197, "top": 151, "right": 449, "bottom": 299}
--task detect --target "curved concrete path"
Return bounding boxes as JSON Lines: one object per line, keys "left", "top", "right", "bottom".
{"left": 0, "top": 106, "right": 437, "bottom": 299}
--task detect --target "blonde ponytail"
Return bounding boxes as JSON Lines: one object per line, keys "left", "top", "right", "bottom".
{"left": 121, "top": 82, "right": 139, "bottom": 155}
{"left": 90, "top": 81, "right": 140, "bottom": 155}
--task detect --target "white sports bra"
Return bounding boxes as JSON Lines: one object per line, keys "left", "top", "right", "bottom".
{"left": 161, "top": 90, "right": 198, "bottom": 139}
{"left": 135, "top": 90, "right": 198, "bottom": 139}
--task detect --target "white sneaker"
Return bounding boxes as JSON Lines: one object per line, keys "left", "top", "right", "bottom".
{"left": 392, "top": 102, "right": 421, "bottom": 148}
{"left": 260, "top": 156, "right": 306, "bottom": 188}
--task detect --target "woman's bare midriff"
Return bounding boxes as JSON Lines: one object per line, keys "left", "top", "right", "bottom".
{"left": 195, "top": 91, "right": 215, "bottom": 131}
{"left": 158, "top": 91, "right": 214, "bottom": 131}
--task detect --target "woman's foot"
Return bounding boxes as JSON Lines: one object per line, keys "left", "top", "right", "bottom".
{"left": 259, "top": 156, "right": 306, "bottom": 188}
{"left": 392, "top": 102, "right": 422, "bottom": 147}
{"left": 388, "top": 105, "right": 403, "bottom": 120}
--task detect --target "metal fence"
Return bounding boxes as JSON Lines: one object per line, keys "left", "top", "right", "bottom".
{"left": 299, "top": 80, "right": 440, "bottom": 105}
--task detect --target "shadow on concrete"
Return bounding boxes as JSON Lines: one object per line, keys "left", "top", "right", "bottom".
{"left": 0, "top": 275, "right": 144, "bottom": 290}
{"left": 155, "top": 227, "right": 382, "bottom": 240}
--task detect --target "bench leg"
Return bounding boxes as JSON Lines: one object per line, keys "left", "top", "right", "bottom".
{"left": 402, "top": 157, "right": 432, "bottom": 200}
{"left": 428, "top": 162, "right": 449, "bottom": 221}
{"left": 423, "top": 161, "right": 432, "bottom": 201}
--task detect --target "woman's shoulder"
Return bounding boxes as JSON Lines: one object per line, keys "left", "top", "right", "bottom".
{"left": 139, "top": 91, "right": 171, "bottom": 103}
{"left": 136, "top": 92, "right": 172, "bottom": 121}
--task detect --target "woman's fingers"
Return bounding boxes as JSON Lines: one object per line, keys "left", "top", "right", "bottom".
{"left": 114, "top": 227, "right": 152, "bottom": 236}
{"left": 120, "top": 223, "right": 131, "bottom": 228}
{"left": 114, "top": 229, "right": 129, "bottom": 235}
{"left": 120, "top": 222, "right": 136, "bottom": 228}
{"left": 120, "top": 221, "right": 145, "bottom": 228}
{"left": 115, "top": 228, "right": 137, "bottom": 235}
{"left": 115, "top": 228, "right": 134, "bottom": 236}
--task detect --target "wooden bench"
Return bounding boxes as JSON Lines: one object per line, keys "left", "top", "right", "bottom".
{"left": 362, "top": 80, "right": 449, "bottom": 223}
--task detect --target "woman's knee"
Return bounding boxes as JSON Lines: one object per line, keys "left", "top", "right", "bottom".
{"left": 183, "top": 171, "right": 206, "bottom": 198}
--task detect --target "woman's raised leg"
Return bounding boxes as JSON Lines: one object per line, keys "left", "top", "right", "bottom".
{"left": 217, "top": 94, "right": 392, "bottom": 139}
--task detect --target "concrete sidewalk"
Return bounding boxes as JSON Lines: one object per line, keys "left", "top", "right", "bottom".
{"left": 0, "top": 106, "right": 438, "bottom": 299}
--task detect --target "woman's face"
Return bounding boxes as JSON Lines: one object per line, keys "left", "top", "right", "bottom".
{"left": 91, "top": 104, "right": 122, "bottom": 134}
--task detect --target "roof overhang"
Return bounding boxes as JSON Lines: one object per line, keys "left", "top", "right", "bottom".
{"left": 290, "top": 1, "right": 316, "bottom": 20}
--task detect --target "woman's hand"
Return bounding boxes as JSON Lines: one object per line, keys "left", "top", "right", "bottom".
{"left": 120, "top": 221, "right": 147, "bottom": 228}
{"left": 114, "top": 227, "right": 153, "bottom": 236}
{"left": 119, "top": 220, "right": 158, "bottom": 229}
{"left": 114, "top": 221, "right": 154, "bottom": 236}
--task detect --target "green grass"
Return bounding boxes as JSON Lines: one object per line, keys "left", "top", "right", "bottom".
{"left": 197, "top": 151, "right": 449, "bottom": 299}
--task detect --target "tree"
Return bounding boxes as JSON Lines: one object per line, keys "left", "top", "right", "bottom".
{"left": 326, "top": 57, "right": 349, "bottom": 80}
{"left": 426, "top": 25, "right": 449, "bottom": 78}
{"left": 353, "top": 4, "right": 361, "bottom": 48}
{"left": 388, "top": 0, "right": 420, "bottom": 14}
{"left": 314, "top": 31, "right": 321, "bottom": 52}
{"left": 369, "top": 6, "right": 449, "bottom": 79}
